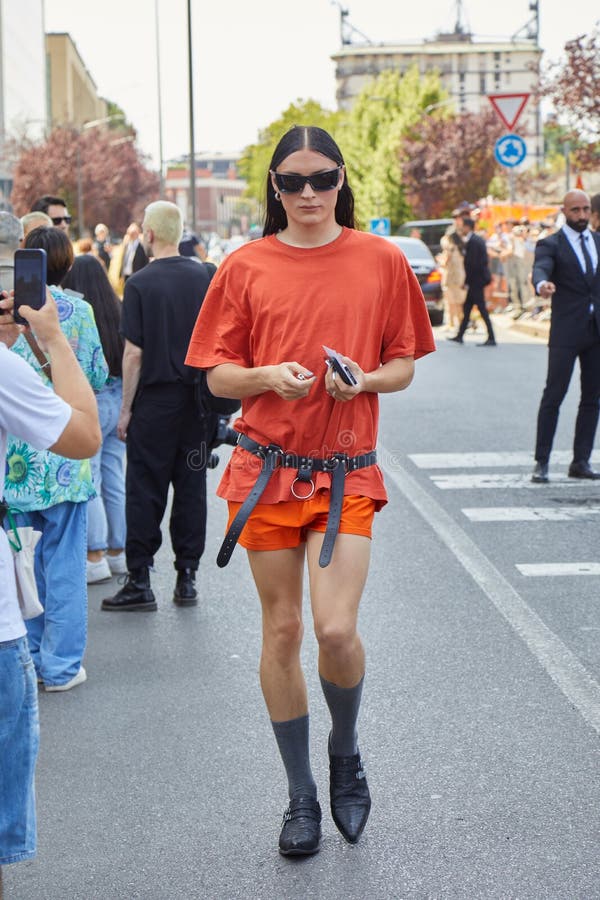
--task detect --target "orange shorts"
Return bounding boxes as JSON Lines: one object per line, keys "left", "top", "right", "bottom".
{"left": 226, "top": 492, "right": 376, "bottom": 552}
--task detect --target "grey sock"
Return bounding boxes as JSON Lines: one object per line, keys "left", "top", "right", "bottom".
{"left": 320, "top": 674, "right": 364, "bottom": 757}
{"left": 271, "top": 715, "right": 317, "bottom": 801}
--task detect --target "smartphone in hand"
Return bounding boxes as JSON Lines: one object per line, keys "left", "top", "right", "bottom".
{"left": 322, "top": 345, "right": 358, "bottom": 386}
{"left": 13, "top": 248, "right": 47, "bottom": 325}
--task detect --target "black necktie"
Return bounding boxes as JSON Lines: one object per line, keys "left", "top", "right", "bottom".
{"left": 580, "top": 233, "right": 594, "bottom": 278}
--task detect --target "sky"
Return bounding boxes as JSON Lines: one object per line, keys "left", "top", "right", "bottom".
{"left": 43, "top": 0, "right": 599, "bottom": 167}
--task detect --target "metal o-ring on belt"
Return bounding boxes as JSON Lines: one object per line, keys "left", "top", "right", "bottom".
{"left": 216, "top": 434, "right": 377, "bottom": 569}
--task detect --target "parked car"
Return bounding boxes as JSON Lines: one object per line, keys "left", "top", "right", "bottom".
{"left": 397, "top": 218, "right": 453, "bottom": 257}
{"left": 383, "top": 235, "right": 444, "bottom": 326}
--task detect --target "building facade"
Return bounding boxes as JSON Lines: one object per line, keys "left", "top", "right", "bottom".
{"left": 165, "top": 153, "right": 248, "bottom": 237}
{"left": 46, "top": 33, "right": 107, "bottom": 129}
{"left": 0, "top": 0, "right": 47, "bottom": 205}
{"left": 332, "top": 35, "right": 542, "bottom": 168}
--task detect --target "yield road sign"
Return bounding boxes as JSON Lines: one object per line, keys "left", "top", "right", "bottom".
{"left": 487, "top": 93, "right": 530, "bottom": 130}
{"left": 494, "top": 134, "right": 527, "bottom": 168}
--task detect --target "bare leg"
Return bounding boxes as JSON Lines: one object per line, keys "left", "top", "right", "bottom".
{"left": 247, "top": 545, "right": 307, "bottom": 721}
{"left": 306, "top": 532, "right": 371, "bottom": 687}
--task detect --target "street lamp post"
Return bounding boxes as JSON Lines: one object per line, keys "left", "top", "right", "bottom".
{"left": 187, "top": 0, "right": 196, "bottom": 235}
{"left": 155, "top": 0, "right": 165, "bottom": 196}
{"left": 77, "top": 114, "right": 125, "bottom": 238}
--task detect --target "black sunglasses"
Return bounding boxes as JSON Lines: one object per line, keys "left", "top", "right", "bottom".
{"left": 271, "top": 167, "right": 342, "bottom": 194}
{"left": 51, "top": 216, "right": 72, "bottom": 225}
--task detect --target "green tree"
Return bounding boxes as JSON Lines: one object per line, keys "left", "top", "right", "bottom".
{"left": 239, "top": 100, "right": 343, "bottom": 208}
{"left": 343, "top": 67, "right": 448, "bottom": 229}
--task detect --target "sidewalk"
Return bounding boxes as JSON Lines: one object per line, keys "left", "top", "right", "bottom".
{"left": 495, "top": 308, "right": 550, "bottom": 341}
{"left": 489, "top": 291, "right": 550, "bottom": 341}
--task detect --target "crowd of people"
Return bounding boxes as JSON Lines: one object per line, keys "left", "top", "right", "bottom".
{"left": 436, "top": 194, "right": 600, "bottom": 338}
{"left": 1, "top": 147, "right": 600, "bottom": 883}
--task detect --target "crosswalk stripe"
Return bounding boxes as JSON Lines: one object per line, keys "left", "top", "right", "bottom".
{"left": 517, "top": 563, "right": 600, "bottom": 576}
{"left": 464, "top": 505, "right": 600, "bottom": 522}
{"left": 431, "top": 473, "right": 592, "bottom": 490}
{"left": 379, "top": 444, "right": 600, "bottom": 735}
{"left": 409, "top": 451, "right": 600, "bottom": 469}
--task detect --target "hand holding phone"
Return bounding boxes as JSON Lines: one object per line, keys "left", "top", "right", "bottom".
{"left": 13, "top": 248, "right": 47, "bottom": 326}
{"left": 322, "top": 345, "right": 358, "bottom": 386}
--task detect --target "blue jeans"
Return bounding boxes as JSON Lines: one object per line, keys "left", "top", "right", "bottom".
{"left": 88, "top": 379, "right": 126, "bottom": 552}
{"left": 15, "top": 502, "right": 87, "bottom": 686}
{"left": 0, "top": 636, "right": 39, "bottom": 864}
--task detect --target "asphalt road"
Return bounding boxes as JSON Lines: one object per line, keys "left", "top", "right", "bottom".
{"left": 6, "top": 314, "right": 600, "bottom": 900}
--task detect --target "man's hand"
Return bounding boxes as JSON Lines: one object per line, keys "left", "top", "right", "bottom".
{"left": 267, "top": 363, "right": 316, "bottom": 400}
{"left": 538, "top": 281, "right": 556, "bottom": 300}
{"left": 325, "top": 355, "right": 363, "bottom": 403}
{"left": 117, "top": 408, "right": 132, "bottom": 442}
{"left": 0, "top": 291, "right": 24, "bottom": 348}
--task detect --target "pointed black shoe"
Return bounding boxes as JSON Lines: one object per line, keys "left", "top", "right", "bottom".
{"left": 531, "top": 461, "right": 549, "bottom": 484}
{"left": 173, "top": 568, "right": 198, "bottom": 607}
{"left": 447, "top": 335, "right": 463, "bottom": 343}
{"left": 329, "top": 746, "right": 371, "bottom": 844}
{"left": 477, "top": 338, "right": 497, "bottom": 346}
{"left": 568, "top": 460, "right": 600, "bottom": 480}
{"left": 278, "top": 797, "right": 321, "bottom": 856}
{"left": 101, "top": 567, "right": 157, "bottom": 611}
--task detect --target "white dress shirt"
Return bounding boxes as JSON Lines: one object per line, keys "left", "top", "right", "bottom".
{"left": 536, "top": 224, "right": 598, "bottom": 295}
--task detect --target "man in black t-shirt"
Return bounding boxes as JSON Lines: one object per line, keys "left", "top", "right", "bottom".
{"left": 102, "top": 201, "right": 214, "bottom": 612}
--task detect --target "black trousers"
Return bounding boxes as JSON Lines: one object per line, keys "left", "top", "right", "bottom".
{"left": 125, "top": 383, "right": 210, "bottom": 571}
{"left": 535, "top": 318, "right": 600, "bottom": 464}
{"left": 457, "top": 286, "right": 495, "bottom": 341}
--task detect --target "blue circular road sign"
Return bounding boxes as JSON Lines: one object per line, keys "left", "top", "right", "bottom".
{"left": 494, "top": 134, "right": 527, "bottom": 168}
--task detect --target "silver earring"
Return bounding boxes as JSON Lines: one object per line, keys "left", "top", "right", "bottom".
{"left": 274, "top": 191, "right": 281, "bottom": 201}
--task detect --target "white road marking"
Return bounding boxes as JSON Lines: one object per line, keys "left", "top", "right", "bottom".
{"left": 517, "top": 563, "right": 600, "bottom": 577}
{"left": 432, "top": 473, "right": 591, "bottom": 490}
{"left": 409, "top": 450, "right": 600, "bottom": 469}
{"left": 379, "top": 445, "right": 600, "bottom": 736}
{"left": 463, "top": 505, "right": 600, "bottom": 522}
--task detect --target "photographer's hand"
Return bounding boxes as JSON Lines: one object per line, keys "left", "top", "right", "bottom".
{"left": 17, "top": 288, "right": 63, "bottom": 352}
{"left": 0, "top": 290, "right": 24, "bottom": 348}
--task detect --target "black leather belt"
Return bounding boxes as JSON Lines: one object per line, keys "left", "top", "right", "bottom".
{"left": 216, "top": 434, "right": 377, "bottom": 569}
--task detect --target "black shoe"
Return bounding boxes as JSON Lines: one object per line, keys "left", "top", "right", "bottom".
{"left": 477, "top": 338, "right": 497, "bottom": 346}
{"left": 329, "top": 746, "right": 371, "bottom": 844}
{"left": 101, "top": 567, "right": 157, "bottom": 611}
{"left": 568, "top": 460, "right": 600, "bottom": 480}
{"left": 447, "top": 335, "right": 463, "bottom": 343}
{"left": 278, "top": 797, "right": 321, "bottom": 856}
{"left": 173, "top": 568, "right": 198, "bottom": 607}
{"left": 531, "top": 461, "right": 549, "bottom": 484}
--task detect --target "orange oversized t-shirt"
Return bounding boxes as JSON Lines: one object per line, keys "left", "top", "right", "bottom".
{"left": 186, "top": 227, "right": 435, "bottom": 507}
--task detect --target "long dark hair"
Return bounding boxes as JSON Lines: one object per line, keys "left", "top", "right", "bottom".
{"left": 263, "top": 126, "right": 355, "bottom": 236}
{"left": 61, "top": 255, "right": 124, "bottom": 377}
{"left": 24, "top": 226, "right": 73, "bottom": 286}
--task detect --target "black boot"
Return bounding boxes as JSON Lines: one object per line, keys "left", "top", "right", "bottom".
{"left": 101, "top": 567, "right": 157, "bottom": 612}
{"left": 173, "top": 568, "right": 198, "bottom": 607}
{"left": 329, "top": 744, "right": 371, "bottom": 844}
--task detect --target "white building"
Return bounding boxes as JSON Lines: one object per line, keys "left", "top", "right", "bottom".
{"left": 0, "top": 0, "right": 47, "bottom": 204}
{"left": 332, "top": 34, "right": 542, "bottom": 168}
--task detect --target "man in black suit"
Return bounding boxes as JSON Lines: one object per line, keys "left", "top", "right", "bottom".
{"left": 531, "top": 190, "right": 600, "bottom": 483}
{"left": 448, "top": 217, "right": 496, "bottom": 346}
{"left": 119, "top": 222, "right": 148, "bottom": 283}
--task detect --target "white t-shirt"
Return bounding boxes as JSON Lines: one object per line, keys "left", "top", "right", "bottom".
{"left": 0, "top": 342, "right": 71, "bottom": 642}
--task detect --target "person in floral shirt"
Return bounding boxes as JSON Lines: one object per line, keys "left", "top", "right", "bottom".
{"left": 4, "top": 227, "right": 107, "bottom": 691}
